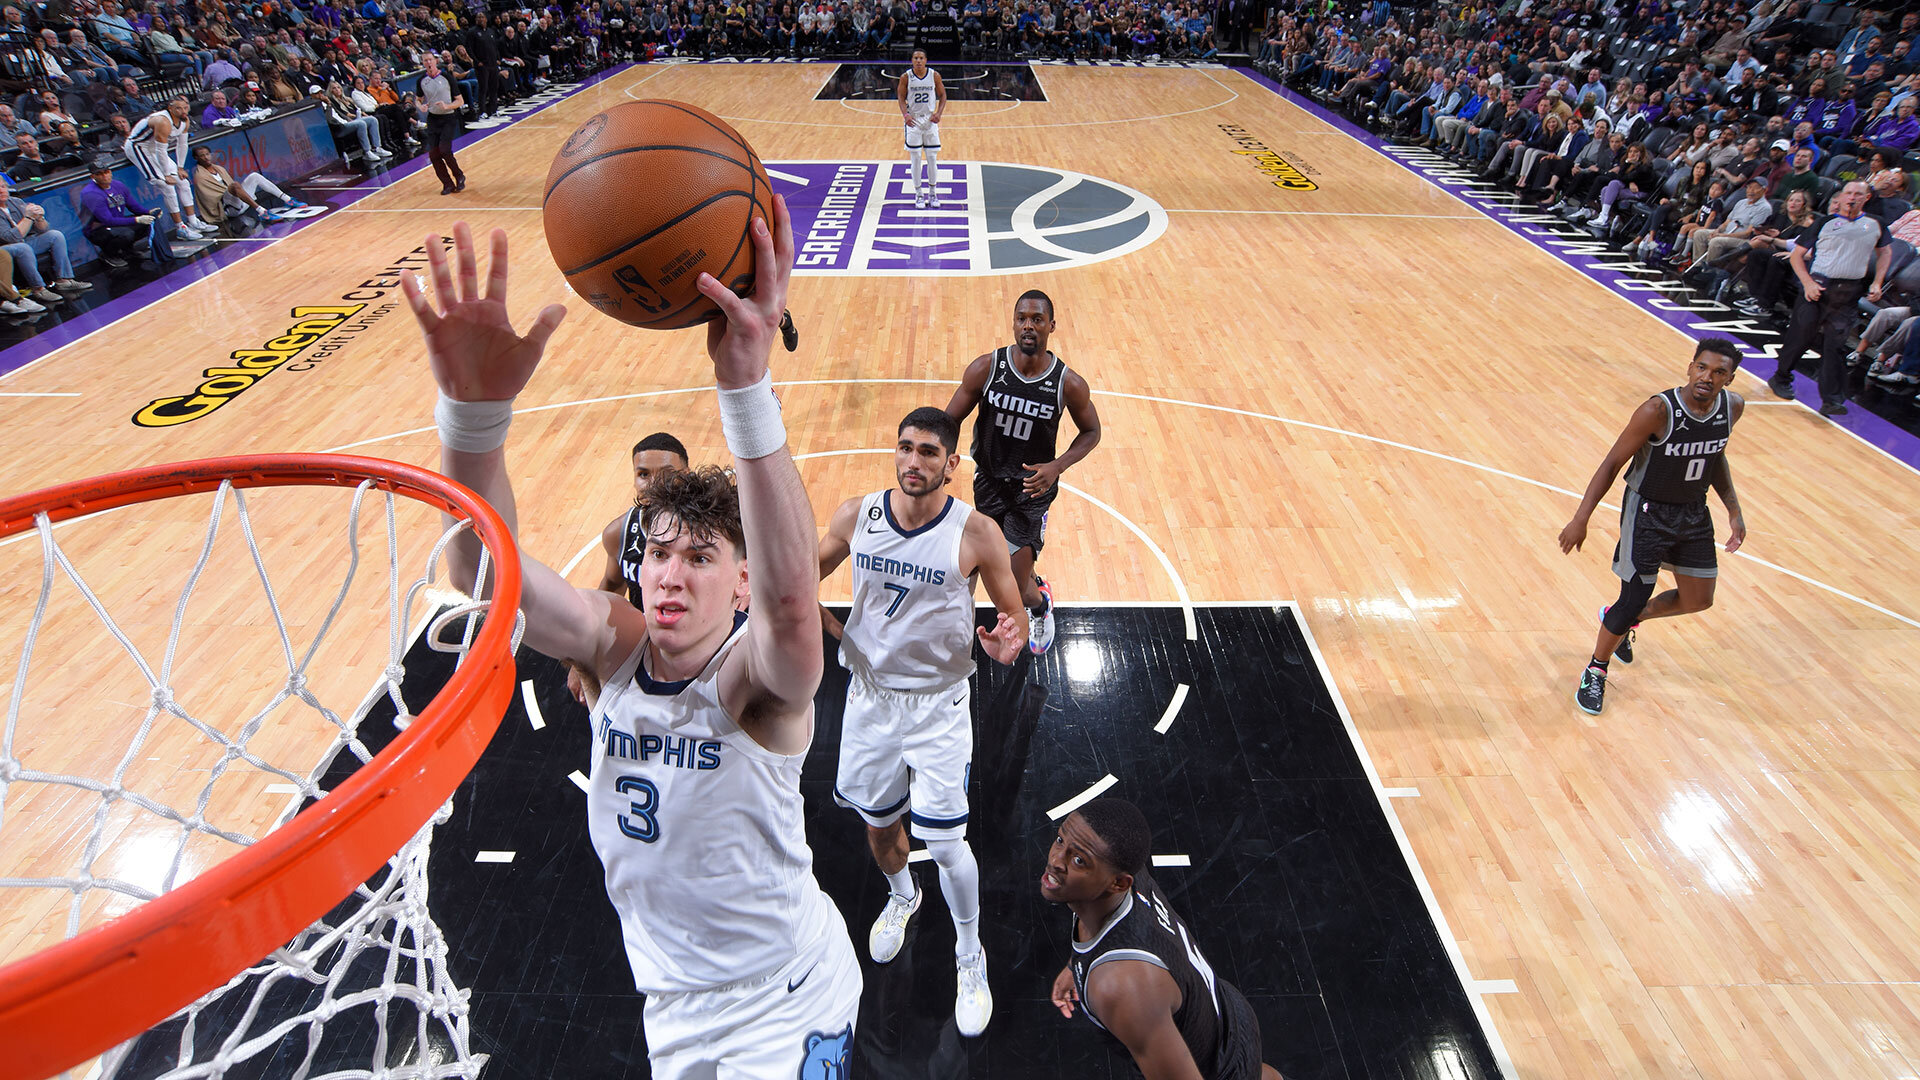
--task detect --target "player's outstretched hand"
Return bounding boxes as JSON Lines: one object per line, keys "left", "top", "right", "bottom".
{"left": 402, "top": 223, "right": 567, "bottom": 402}
{"left": 1557, "top": 517, "right": 1587, "bottom": 554}
{"left": 977, "top": 611, "right": 1026, "bottom": 665}
{"left": 1050, "top": 964, "right": 1079, "bottom": 1019}
{"left": 1725, "top": 511, "right": 1746, "bottom": 553}
{"left": 696, "top": 192, "right": 793, "bottom": 390}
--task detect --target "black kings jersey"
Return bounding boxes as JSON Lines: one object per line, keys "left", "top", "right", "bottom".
{"left": 972, "top": 347, "right": 1067, "bottom": 481}
{"left": 1070, "top": 872, "right": 1230, "bottom": 1075}
{"left": 1621, "top": 387, "right": 1733, "bottom": 504}
{"left": 619, "top": 506, "right": 646, "bottom": 607}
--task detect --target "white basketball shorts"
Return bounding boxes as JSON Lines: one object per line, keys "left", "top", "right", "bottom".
{"left": 904, "top": 118, "right": 940, "bottom": 150}
{"left": 642, "top": 910, "right": 862, "bottom": 1080}
{"left": 124, "top": 142, "right": 179, "bottom": 184}
{"left": 834, "top": 675, "right": 972, "bottom": 841}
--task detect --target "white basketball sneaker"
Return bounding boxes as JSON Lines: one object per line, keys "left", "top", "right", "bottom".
{"left": 869, "top": 880, "right": 922, "bottom": 963}
{"left": 1028, "top": 578, "right": 1055, "bottom": 655}
{"left": 955, "top": 950, "right": 993, "bottom": 1036}
{"left": 915, "top": 190, "right": 927, "bottom": 209}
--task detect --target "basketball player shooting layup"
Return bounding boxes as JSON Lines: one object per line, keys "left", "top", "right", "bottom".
{"left": 1044, "top": 799, "right": 1285, "bottom": 1080}
{"left": 401, "top": 207, "right": 863, "bottom": 1077}
{"left": 817, "top": 406, "right": 1028, "bottom": 1037}
{"left": 899, "top": 49, "right": 947, "bottom": 209}
{"left": 1558, "top": 338, "right": 1747, "bottom": 716}
{"left": 946, "top": 289, "right": 1102, "bottom": 655}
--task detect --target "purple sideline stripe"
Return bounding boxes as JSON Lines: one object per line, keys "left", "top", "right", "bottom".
{"left": 1236, "top": 65, "right": 1920, "bottom": 473}
{"left": 0, "top": 62, "right": 637, "bottom": 382}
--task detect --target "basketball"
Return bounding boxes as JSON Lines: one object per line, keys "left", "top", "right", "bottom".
{"left": 542, "top": 100, "right": 772, "bottom": 329}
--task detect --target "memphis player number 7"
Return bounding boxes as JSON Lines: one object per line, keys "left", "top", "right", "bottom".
{"left": 882, "top": 582, "right": 911, "bottom": 616}
{"left": 995, "top": 412, "right": 1033, "bottom": 442}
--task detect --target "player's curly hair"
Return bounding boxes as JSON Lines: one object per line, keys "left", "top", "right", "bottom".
{"left": 1076, "top": 798, "right": 1151, "bottom": 880}
{"left": 638, "top": 465, "right": 746, "bottom": 558}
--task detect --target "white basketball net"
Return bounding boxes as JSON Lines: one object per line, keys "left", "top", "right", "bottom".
{"left": 0, "top": 477, "right": 520, "bottom": 1080}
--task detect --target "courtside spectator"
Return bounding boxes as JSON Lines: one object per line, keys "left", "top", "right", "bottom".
{"left": 202, "top": 90, "right": 238, "bottom": 127}
{"left": 0, "top": 247, "right": 48, "bottom": 315}
{"left": 0, "top": 180, "right": 80, "bottom": 305}
{"left": 94, "top": 113, "right": 134, "bottom": 156}
{"left": 191, "top": 144, "right": 304, "bottom": 226}
{"left": 8, "top": 132, "right": 59, "bottom": 182}
{"left": 79, "top": 159, "right": 154, "bottom": 267}
{"left": 1683, "top": 175, "right": 1774, "bottom": 269}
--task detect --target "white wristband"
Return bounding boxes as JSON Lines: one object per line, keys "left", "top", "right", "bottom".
{"left": 435, "top": 393, "right": 515, "bottom": 454}
{"left": 717, "top": 371, "right": 786, "bottom": 460}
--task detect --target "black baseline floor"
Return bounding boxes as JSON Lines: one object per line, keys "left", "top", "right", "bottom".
{"left": 116, "top": 604, "right": 1499, "bottom": 1080}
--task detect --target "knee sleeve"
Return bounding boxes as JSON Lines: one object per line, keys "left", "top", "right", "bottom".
{"left": 1604, "top": 578, "right": 1656, "bottom": 634}
{"left": 156, "top": 186, "right": 180, "bottom": 215}
{"left": 908, "top": 146, "right": 922, "bottom": 183}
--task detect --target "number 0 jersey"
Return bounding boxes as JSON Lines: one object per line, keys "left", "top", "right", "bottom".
{"left": 588, "top": 611, "right": 840, "bottom": 993}
{"left": 971, "top": 347, "right": 1067, "bottom": 481}
{"left": 1621, "top": 387, "right": 1733, "bottom": 504}
{"left": 840, "top": 490, "right": 976, "bottom": 693}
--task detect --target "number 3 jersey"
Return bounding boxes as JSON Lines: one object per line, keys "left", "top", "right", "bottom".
{"left": 587, "top": 611, "right": 842, "bottom": 994}
{"left": 840, "top": 490, "right": 977, "bottom": 693}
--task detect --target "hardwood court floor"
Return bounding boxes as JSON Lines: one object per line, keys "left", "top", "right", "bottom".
{"left": 3, "top": 61, "right": 1920, "bottom": 1078}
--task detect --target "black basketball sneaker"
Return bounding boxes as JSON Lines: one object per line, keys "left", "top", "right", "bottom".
{"left": 1576, "top": 662, "right": 1608, "bottom": 715}
{"left": 779, "top": 309, "right": 799, "bottom": 352}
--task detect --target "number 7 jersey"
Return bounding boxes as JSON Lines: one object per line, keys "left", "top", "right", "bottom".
{"left": 840, "top": 490, "right": 977, "bottom": 692}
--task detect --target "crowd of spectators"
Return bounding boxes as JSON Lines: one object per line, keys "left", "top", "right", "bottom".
{"left": 592, "top": 0, "right": 1253, "bottom": 61}
{"left": 1255, "top": 0, "right": 1920, "bottom": 407}
{"left": 0, "top": 0, "right": 604, "bottom": 188}
{"left": 0, "top": 0, "right": 1257, "bottom": 301}
{"left": 0, "top": 0, "right": 614, "bottom": 297}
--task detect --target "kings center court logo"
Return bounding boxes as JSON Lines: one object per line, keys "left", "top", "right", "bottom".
{"left": 772, "top": 160, "right": 1166, "bottom": 276}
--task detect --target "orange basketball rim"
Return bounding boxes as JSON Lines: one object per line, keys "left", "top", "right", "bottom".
{"left": 0, "top": 454, "right": 522, "bottom": 1080}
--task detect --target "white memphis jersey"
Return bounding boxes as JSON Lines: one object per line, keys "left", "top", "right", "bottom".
{"left": 840, "top": 490, "right": 976, "bottom": 693}
{"left": 587, "top": 611, "right": 838, "bottom": 993}
{"left": 129, "top": 110, "right": 184, "bottom": 151}
{"left": 905, "top": 69, "right": 937, "bottom": 119}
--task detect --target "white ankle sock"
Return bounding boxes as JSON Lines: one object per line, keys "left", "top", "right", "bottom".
{"left": 885, "top": 865, "right": 916, "bottom": 900}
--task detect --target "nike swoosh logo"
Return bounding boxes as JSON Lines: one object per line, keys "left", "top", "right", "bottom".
{"left": 865, "top": 524, "right": 888, "bottom": 533}
{"left": 952, "top": 695, "right": 965, "bottom": 706}
{"left": 788, "top": 964, "right": 817, "bottom": 993}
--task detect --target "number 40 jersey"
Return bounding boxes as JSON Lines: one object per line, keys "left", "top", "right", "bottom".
{"left": 840, "top": 490, "right": 978, "bottom": 693}
{"left": 971, "top": 347, "right": 1068, "bottom": 481}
